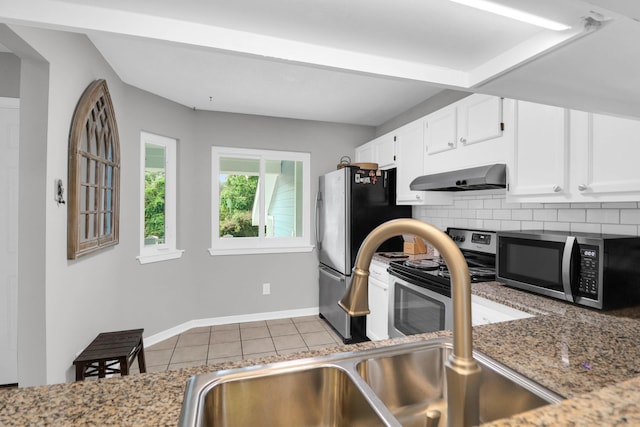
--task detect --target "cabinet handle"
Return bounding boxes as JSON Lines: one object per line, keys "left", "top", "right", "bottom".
{"left": 447, "top": 142, "right": 454, "bottom": 147}
{"left": 459, "top": 137, "right": 467, "bottom": 144}
{"left": 552, "top": 185, "right": 562, "bottom": 193}
{"left": 416, "top": 194, "right": 421, "bottom": 200}
{"left": 578, "top": 184, "right": 588, "bottom": 191}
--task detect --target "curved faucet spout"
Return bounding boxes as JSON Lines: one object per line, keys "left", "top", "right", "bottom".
{"left": 339, "top": 218, "right": 481, "bottom": 427}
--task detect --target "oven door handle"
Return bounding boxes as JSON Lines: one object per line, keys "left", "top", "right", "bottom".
{"left": 561, "top": 237, "right": 580, "bottom": 302}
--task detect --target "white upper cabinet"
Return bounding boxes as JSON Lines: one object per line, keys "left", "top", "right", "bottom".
{"left": 570, "top": 111, "right": 640, "bottom": 201}
{"left": 508, "top": 102, "right": 640, "bottom": 203}
{"left": 354, "top": 140, "right": 375, "bottom": 163}
{"left": 424, "top": 94, "right": 508, "bottom": 175}
{"left": 507, "top": 100, "right": 569, "bottom": 200}
{"left": 458, "top": 94, "right": 504, "bottom": 146}
{"left": 425, "top": 106, "right": 457, "bottom": 155}
{"left": 395, "top": 119, "right": 426, "bottom": 204}
{"left": 354, "top": 133, "right": 396, "bottom": 169}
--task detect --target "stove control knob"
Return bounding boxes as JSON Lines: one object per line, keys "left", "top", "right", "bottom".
{"left": 458, "top": 236, "right": 465, "bottom": 243}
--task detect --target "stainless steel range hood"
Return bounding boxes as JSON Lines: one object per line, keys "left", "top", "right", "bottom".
{"left": 410, "top": 164, "right": 506, "bottom": 191}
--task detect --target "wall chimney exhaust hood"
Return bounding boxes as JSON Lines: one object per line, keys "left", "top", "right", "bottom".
{"left": 410, "top": 163, "right": 506, "bottom": 191}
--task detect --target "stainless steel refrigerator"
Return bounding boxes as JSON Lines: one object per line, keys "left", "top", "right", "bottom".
{"left": 316, "top": 167, "right": 412, "bottom": 342}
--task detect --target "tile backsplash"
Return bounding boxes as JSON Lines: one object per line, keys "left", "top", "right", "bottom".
{"left": 413, "top": 190, "right": 640, "bottom": 236}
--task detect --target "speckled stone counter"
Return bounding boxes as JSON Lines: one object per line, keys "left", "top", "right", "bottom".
{"left": 3, "top": 280, "right": 640, "bottom": 426}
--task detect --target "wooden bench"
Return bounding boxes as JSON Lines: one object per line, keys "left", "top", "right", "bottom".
{"left": 73, "top": 329, "right": 146, "bottom": 381}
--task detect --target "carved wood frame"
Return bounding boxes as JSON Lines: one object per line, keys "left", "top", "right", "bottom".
{"left": 67, "top": 79, "right": 120, "bottom": 259}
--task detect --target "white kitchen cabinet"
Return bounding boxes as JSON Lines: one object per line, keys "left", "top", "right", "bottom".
{"left": 367, "top": 260, "right": 390, "bottom": 341}
{"left": 506, "top": 100, "right": 569, "bottom": 200}
{"left": 424, "top": 94, "right": 508, "bottom": 175}
{"left": 425, "top": 105, "right": 457, "bottom": 155}
{"left": 569, "top": 111, "right": 640, "bottom": 201}
{"left": 395, "top": 119, "right": 453, "bottom": 205}
{"left": 354, "top": 134, "right": 396, "bottom": 169}
{"left": 507, "top": 103, "right": 640, "bottom": 203}
{"left": 354, "top": 140, "right": 375, "bottom": 163}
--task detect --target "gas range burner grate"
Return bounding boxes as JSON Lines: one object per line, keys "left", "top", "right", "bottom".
{"left": 404, "top": 259, "right": 441, "bottom": 270}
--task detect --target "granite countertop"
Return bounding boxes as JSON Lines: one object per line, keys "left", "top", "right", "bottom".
{"left": 3, "top": 279, "right": 640, "bottom": 426}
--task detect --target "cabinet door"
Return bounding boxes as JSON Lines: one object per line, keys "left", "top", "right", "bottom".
{"left": 458, "top": 94, "right": 503, "bottom": 146}
{"left": 425, "top": 106, "right": 457, "bottom": 155}
{"left": 376, "top": 134, "right": 396, "bottom": 169}
{"left": 572, "top": 112, "right": 640, "bottom": 198}
{"left": 396, "top": 121, "right": 425, "bottom": 204}
{"left": 355, "top": 141, "right": 374, "bottom": 163}
{"left": 507, "top": 101, "right": 568, "bottom": 199}
{"left": 367, "top": 276, "right": 389, "bottom": 341}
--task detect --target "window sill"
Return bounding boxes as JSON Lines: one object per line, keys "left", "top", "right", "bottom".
{"left": 208, "top": 245, "right": 314, "bottom": 256}
{"left": 137, "top": 249, "right": 185, "bottom": 265}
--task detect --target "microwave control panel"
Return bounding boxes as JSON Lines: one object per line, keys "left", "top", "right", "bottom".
{"left": 578, "top": 245, "right": 599, "bottom": 296}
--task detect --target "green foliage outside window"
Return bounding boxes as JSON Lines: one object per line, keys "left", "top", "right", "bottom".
{"left": 219, "top": 175, "right": 259, "bottom": 237}
{"left": 145, "top": 171, "right": 165, "bottom": 242}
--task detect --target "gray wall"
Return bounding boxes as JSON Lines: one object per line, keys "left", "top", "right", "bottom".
{"left": 2, "top": 24, "right": 374, "bottom": 385}
{"left": 0, "top": 52, "right": 20, "bottom": 97}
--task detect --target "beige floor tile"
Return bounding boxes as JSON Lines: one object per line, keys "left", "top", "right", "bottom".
{"left": 268, "top": 323, "right": 299, "bottom": 337}
{"left": 239, "top": 320, "right": 267, "bottom": 329}
{"left": 210, "top": 330, "right": 240, "bottom": 344}
{"left": 145, "top": 349, "right": 174, "bottom": 367}
{"left": 145, "top": 336, "right": 178, "bottom": 351}
{"left": 273, "top": 334, "right": 307, "bottom": 351}
{"left": 209, "top": 341, "right": 242, "bottom": 358}
{"left": 296, "top": 321, "right": 327, "bottom": 334}
{"left": 177, "top": 332, "right": 210, "bottom": 347}
{"left": 171, "top": 345, "right": 209, "bottom": 364}
{"left": 183, "top": 326, "right": 211, "bottom": 335}
{"left": 240, "top": 326, "right": 270, "bottom": 340}
{"left": 169, "top": 360, "right": 207, "bottom": 370}
{"left": 302, "top": 331, "right": 335, "bottom": 347}
{"left": 242, "top": 337, "right": 275, "bottom": 355}
{"left": 212, "top": 323, "right": 239, "bottom": 332}
{"left": 266, "top": 318, "right": 293, "bottom": 326}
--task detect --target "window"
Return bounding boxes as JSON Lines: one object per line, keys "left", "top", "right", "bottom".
{"left": 137, "top": 132, "right": 184, "bottom": 264}
{"left": 210, "top": 147, "right": 312, "bottom": 255}
{"left": 68, "top": 79, "right": 120, "bottom": 259}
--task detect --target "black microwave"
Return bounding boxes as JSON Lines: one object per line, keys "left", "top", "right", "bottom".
{"left": 496, "top": 230, "right": 640, "bottom": 310}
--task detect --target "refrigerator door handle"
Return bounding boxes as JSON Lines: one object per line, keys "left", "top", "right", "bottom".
{"left": 314, "top": 191, "right": 322, "bottom": 248}
{"left": 319, "top": 266, "right": 345, "bottom": 282}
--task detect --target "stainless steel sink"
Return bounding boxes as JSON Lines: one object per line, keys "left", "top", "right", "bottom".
{"left": 356, "top": 340, "right": 563, "bottom": 426}
{"left": 178, "top": 338, "right": 563, "bottom": 427}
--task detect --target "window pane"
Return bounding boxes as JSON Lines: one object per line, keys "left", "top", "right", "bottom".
{"left": 144, "top": 143, "right": 166, "bottom": 245}
{"left": 218, "top": 157, "right": 259, "bottom": 238}
{"left": 265, "top": 159, "right": 303, "bottom": 238}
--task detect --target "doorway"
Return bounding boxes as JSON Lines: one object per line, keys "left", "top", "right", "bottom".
{"left": 0, "top": 97, "right": 19, "bottom": 386}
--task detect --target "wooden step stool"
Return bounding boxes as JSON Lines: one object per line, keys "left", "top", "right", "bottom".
{"left": 73, "top": 329, "right": 146, "bottom": 381}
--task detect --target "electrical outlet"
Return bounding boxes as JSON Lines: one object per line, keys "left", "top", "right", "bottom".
{"left": 262, "top": 283, "right": 271, "bottom": 295}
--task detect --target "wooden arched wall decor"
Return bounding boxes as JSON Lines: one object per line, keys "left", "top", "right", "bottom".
{"left": 67, "top": 79, "right": 121, "bottom": 259}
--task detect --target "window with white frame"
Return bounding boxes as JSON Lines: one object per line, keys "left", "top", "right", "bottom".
{"left": 137, "top": 132, "right": 184, "bottom": 264}
{"left": 210, "top": 147, "right": 312, "bottom": 255}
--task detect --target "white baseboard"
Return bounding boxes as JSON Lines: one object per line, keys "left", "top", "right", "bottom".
{"left": 143, "top": 307, "right": 320, "bottom": 348}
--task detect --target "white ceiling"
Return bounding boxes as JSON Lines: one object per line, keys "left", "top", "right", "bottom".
{"left": 1, "top": 0, "right": 640, "bottom": 124}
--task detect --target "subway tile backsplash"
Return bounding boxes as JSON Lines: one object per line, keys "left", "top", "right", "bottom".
{"left": 413, "top": 190, "right": 640, "bottom": 236}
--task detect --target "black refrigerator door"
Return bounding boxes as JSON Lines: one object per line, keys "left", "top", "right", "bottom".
{"left": 349, "top": 168, "right": 411, "bottom": 268}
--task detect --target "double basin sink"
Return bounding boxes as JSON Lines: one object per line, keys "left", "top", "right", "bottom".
{"left": 178, "top": 338, "right": 563, "bottom": 426}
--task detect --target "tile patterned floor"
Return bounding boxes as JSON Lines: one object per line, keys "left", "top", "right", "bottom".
{"left": 133, "top": 316, "right": 346, "bottom": 373}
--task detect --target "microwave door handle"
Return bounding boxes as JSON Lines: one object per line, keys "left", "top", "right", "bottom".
{"left": 561, "top": 237, "right": 579, "bottom": 302}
